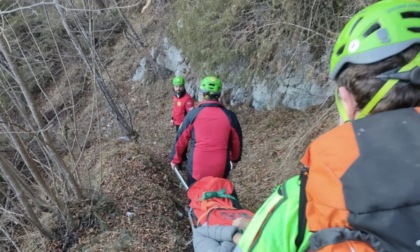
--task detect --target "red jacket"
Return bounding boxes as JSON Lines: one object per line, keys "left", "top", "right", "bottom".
{"left": 172, "top": 93, "right": 194, "bottom": 126}
{"left": 170, "top": 101, "right": 243, "bottom": 180}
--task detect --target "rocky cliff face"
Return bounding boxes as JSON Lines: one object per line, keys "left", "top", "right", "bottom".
{"left": 133, "top": 37, "right": 334, "bottom": 110}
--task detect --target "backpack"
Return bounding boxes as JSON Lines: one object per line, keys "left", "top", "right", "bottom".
{"left": 187, "top": 176, "right": 253, "bottom": 227}
{"left": 299, "top": 107, "right": 420, "bottom": 252}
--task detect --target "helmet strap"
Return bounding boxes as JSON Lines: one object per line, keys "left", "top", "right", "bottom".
{"left": 335, "top": 52, "right": 420, "bottom": 121}
{"left": 174, "top": 89, "right": 185, "bottom": 98}
{"left": 335, "top": 89, "right": 350, "bottom": 123}
{"left": 376, "top": 67, "right": 420, "bottom": 85}
{"left": 208, "top": 94, "right": 220, "bottom": 100}
{"left": 202, "top": 92, "right": 219, "bottom": 100}
{"left": 357, "top": 52, "right": 420, "bottom": 119}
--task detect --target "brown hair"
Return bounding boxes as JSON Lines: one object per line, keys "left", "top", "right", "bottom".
{"left": 337, "top": 45, "right": 420, "bottom": 114}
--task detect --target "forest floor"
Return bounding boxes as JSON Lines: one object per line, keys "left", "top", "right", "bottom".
{"left": 54, "top": 78, "right": 338, "bottom": 252}
{"left": 13, "top": 6, "right": 339, "bottom": 251}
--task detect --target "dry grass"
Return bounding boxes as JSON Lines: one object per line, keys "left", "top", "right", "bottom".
{"left": 168, "top": 0, "right": 376, "bottom": 79}
{"left": 230, "top": 102, "right": 337, "bottom": 211}
{"left": 53, "top": 70, "right": 338, "bottom": 251}
{"left": 2, "top": 1, "right": 344, "bottom": 251}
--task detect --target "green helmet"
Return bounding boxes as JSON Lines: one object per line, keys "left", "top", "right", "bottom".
{"left": 172, "top": 76, "right": 185, "bottom": 86}
{"left": 200, "top": 76, "right": 222, "bottom": 95}
{"left": 330, "top": 0, "right": 420, "bottom": 80}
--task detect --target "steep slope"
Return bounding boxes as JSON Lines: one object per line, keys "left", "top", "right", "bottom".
{"left": 61, "top": 79, "right": 337, "bottom": 251}
{"left": 0, "top": 1, "right": 341, "bottom": 251}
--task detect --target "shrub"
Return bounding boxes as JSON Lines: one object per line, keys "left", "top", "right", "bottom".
{"left": 168, "top": 0, "right": 376, "bottom": 82}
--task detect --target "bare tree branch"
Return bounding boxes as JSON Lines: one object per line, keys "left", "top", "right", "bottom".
{"left": 0, "top": 32, "right": 83, "bottom": 199}
{"left": 0, "top": 1, "right": 142, "bottom": 15}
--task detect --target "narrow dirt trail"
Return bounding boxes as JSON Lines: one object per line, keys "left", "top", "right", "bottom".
{"left": 67, "top": 80, "right": 336, "bottom": 251}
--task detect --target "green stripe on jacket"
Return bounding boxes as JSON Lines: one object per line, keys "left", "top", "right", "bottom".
{"left": 235, "top": 175, "right": 311, "bottom": 252}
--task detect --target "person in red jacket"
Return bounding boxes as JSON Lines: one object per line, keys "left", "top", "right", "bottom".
{"left": 170, "top": 76, "right": 194, "bottom": 132}
{"left": 170, "top": 76, "right": 243, "bottom": 186}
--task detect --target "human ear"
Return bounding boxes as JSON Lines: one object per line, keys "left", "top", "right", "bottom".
{"left": 338, "top": 87, "right": 358, "bottom": 122}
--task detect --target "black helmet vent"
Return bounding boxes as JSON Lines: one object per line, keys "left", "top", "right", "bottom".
{"left": 408, "top": 27, "right": 420, "bottom": 33}
{"left": 401, "top": 11, "right": 420, "bottom": 18}
{"left": 336, "top": 45, "right": 344, "bottom": 57}
{"left": 400, "top": 12, "right": 420, "bottom": 33}
{"left": 349, "top": 17, "right": 363, "bottom": 35}
{"left": 363, "top": 23, "right": 380, "bottom": 38}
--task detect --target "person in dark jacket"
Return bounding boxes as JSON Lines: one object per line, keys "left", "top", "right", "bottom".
{"left": 236, "top": 1, "right": 420, "bottom": 251}
{"left": 170, "top": 76, "right": 194, "bottom": 132}
{"left": 170, "top": 76, "right": 243, "bottom": 186}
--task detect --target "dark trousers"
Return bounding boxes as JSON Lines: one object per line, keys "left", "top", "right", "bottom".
{"left": 187, "top": 172, "right": 196, "bottom": 187}
{"left": 187, "top": 163, "right": 231, "bottom": 186}
{"left": 175, "top": 125, "right": 187, "bottom": 162}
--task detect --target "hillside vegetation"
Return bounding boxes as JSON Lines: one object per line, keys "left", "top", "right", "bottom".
{"left": 0, "top": 0, "right": 370, "bottom": 251}
{"left": 168, "top": 0, "right": 374, "bottom": 79}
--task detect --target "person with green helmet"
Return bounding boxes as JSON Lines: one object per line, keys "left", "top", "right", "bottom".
{"left": 170, "top": 76, "right": 194, "bottom": 132}
{"left": 170, "top": 76, "right": 243, "bottom": 186}
{"left": 235, "top": 1, "right": 420, "bottom": 251}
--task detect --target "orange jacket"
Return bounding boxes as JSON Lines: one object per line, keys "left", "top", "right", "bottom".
{"left": 301, "top": 107, "right": 420, "bottom": 252}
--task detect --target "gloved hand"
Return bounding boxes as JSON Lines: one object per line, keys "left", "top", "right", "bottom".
{"left": 170, "top": 119, "right": 175, "bottom": 126}
{"left": 170, "top": 162, "right": 178, "bottom": 170}
{"left": 231, "top": 162, "right": 238, "bottom": 170}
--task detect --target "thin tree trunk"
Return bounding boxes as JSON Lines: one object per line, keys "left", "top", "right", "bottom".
{"left": 0, "top": 32, "right": 83, "bottom": 199}
{"left": 0, "top": 155, "right": 54, "bottom": 240}
{"left": 0, "top": 224, "right": 21, "bottom": 252}
{"left": 141, "top": 0, "right": 152, "bottom": 13}
{"left": 112, "top": 0, "right": 147, "bottom": 48}
{"left": 53, "top": 0, "right": 137, "bottom": 137}
{"left": 0, "top": 68, "right": 36, "bottom": 129}
{"left": 94, "top": 0, "right": 106, "bottom": 10}
{"left": 0, "top": 114, "right": 66, "bottom": 213}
